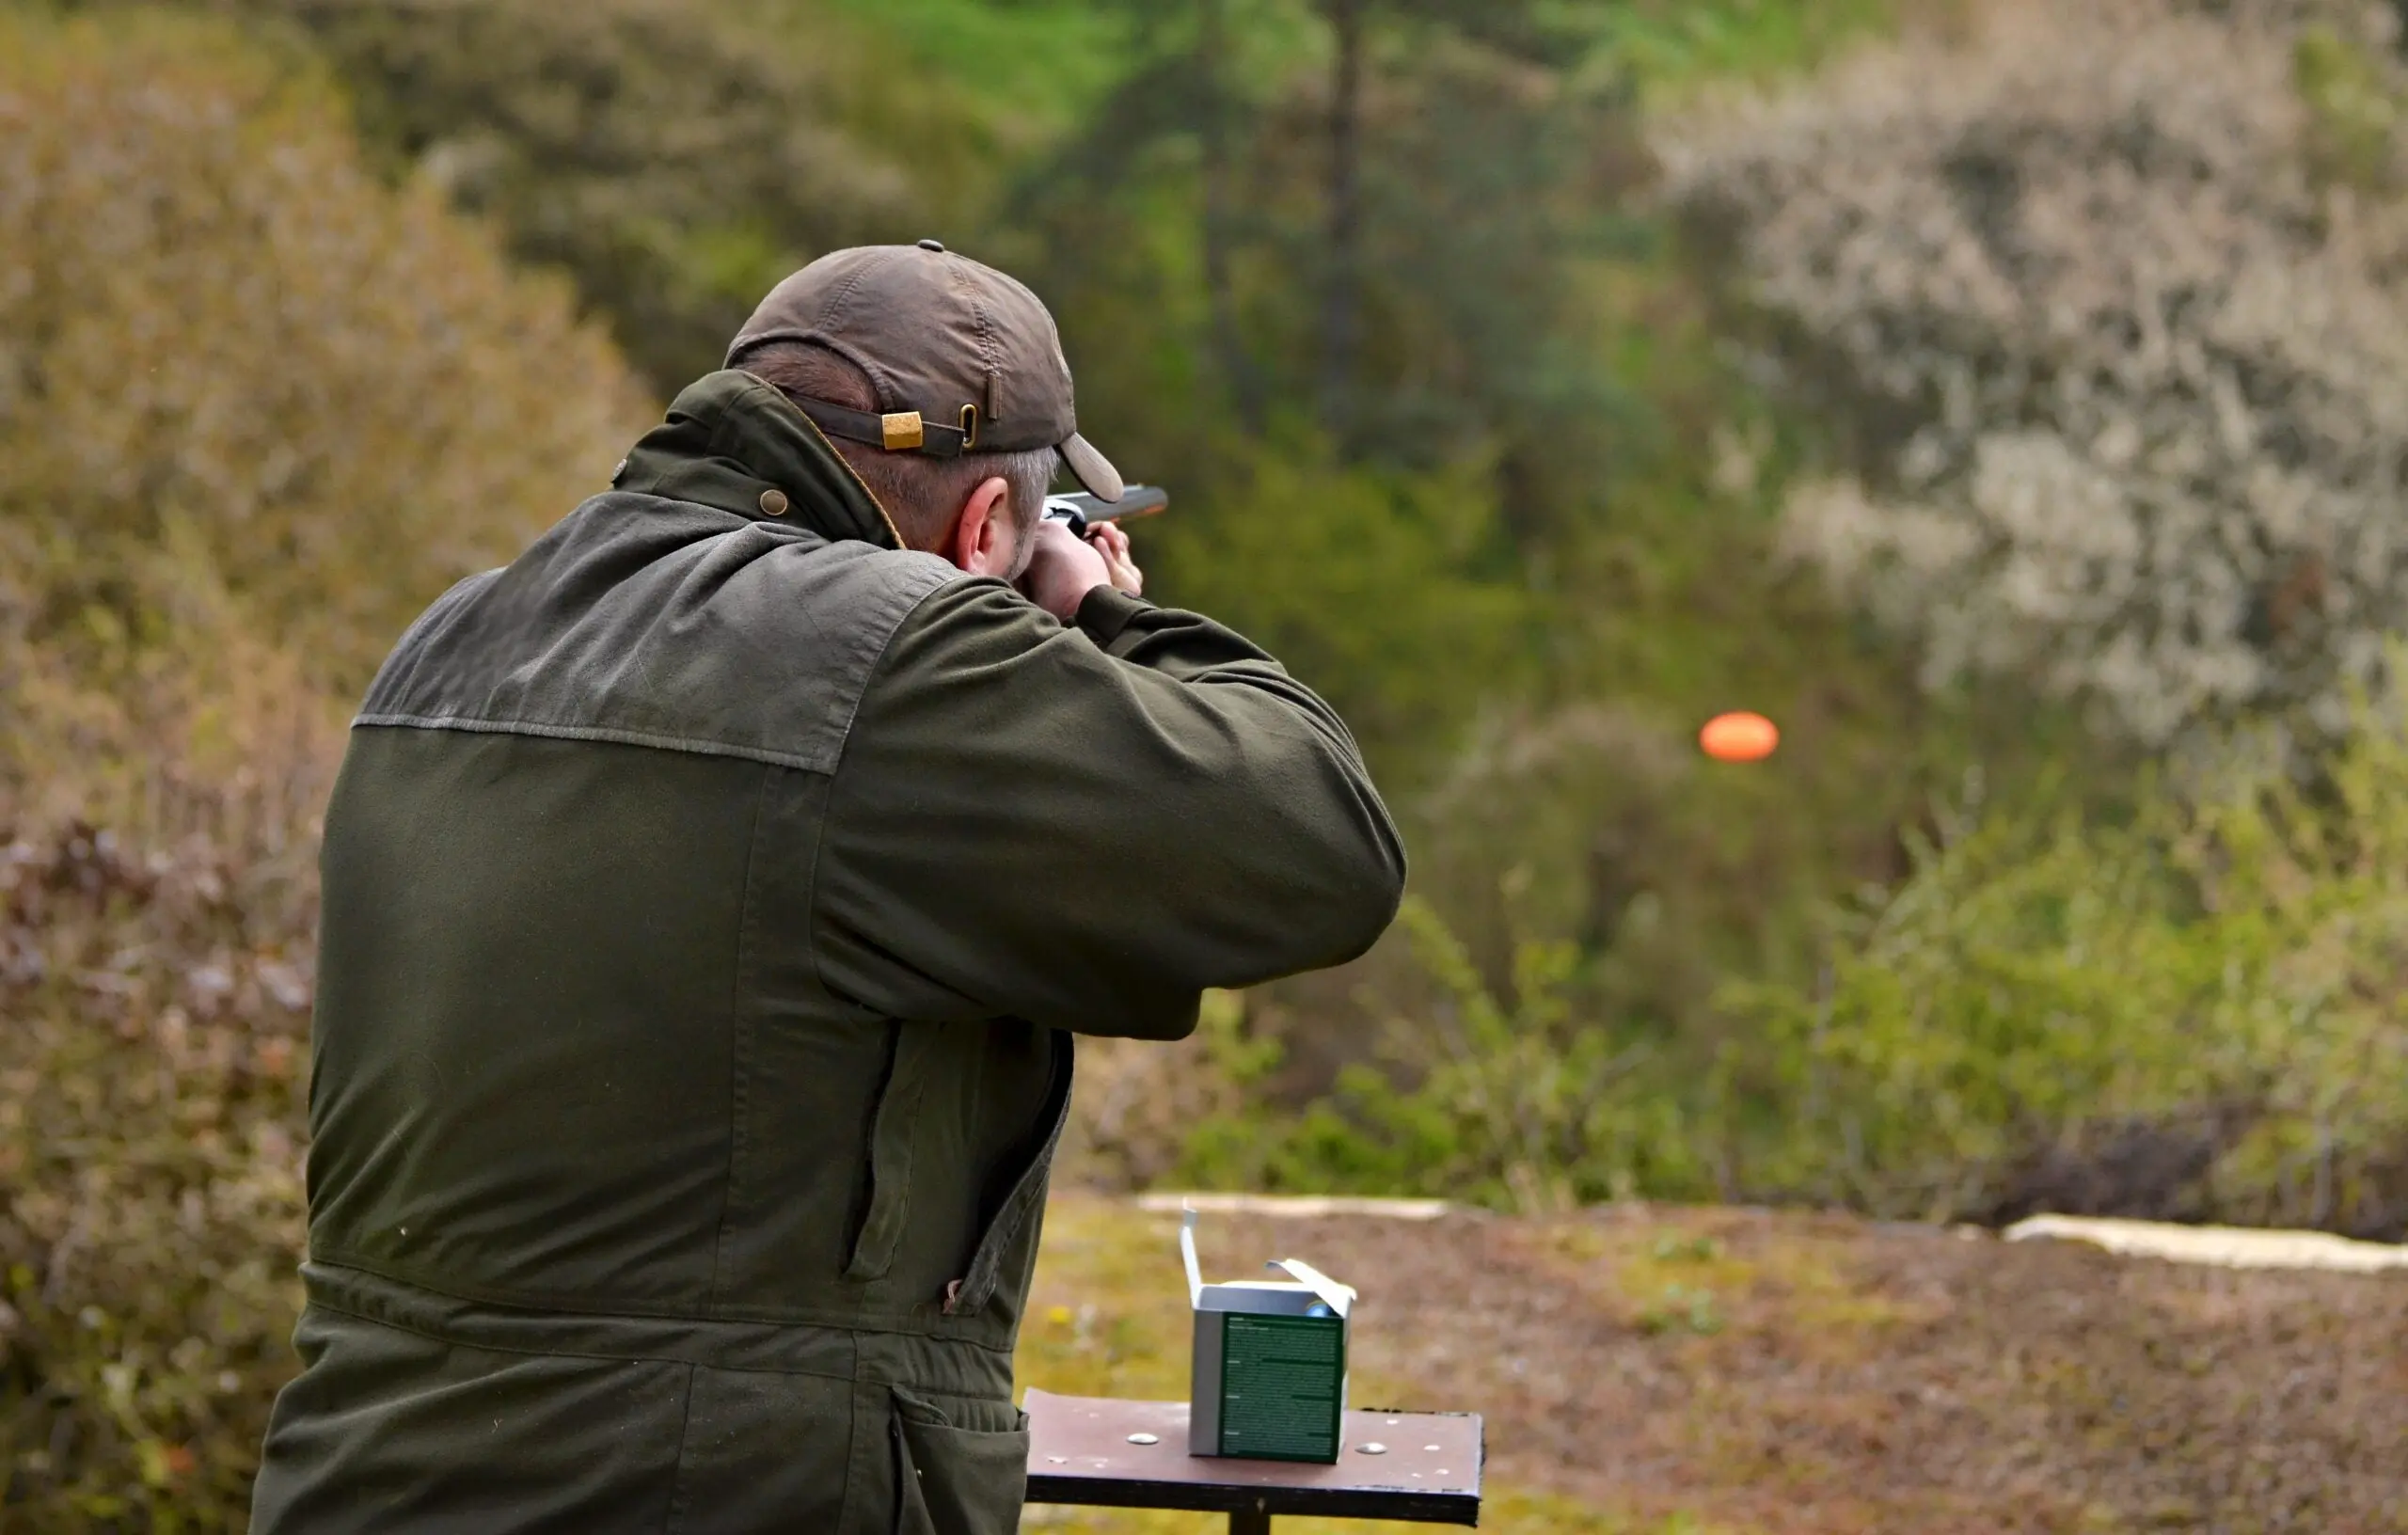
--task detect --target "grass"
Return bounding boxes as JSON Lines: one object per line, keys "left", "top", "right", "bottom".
{"left": 1525, "top": 1213, "right": 1934, "bottom": 1360}
{"left": 1017, "top": 1197, "right": 1751, "bottom": 1533}
{"left": 1022, "top": 1194, "right": 2408, "bottom": 1532}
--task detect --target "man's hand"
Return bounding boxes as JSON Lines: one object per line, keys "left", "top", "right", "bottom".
{"left": 1018, "top": 517, "right": 1144, "bottom": 621}
{"left": 1088, "top": 520, "right": 1144, "bottom": 598}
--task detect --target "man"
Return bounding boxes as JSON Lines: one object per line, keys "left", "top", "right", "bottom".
{"left": 249, "top": 242, "right": 1405, "bottom": 1534}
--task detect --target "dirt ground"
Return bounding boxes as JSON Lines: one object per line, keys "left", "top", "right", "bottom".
{"left": 1017, "top": 1195, "right": 2408, "bottom": 1534}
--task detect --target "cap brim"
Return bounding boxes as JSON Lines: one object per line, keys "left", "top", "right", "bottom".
{"left": 1060, "top": 433, "right": 1125, "bottom": 503}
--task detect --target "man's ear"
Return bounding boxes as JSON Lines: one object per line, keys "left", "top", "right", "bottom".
{"left": 947, "top": 476, "right": 1016, "bottom": 578}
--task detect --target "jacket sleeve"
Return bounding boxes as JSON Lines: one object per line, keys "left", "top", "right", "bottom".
{"left": 810, "top": 581, "right": 1407, "bottom": 1040}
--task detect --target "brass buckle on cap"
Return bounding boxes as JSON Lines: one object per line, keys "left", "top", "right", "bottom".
{"left": 880, "top": 411, "right": 925, "bottom": 451}
{"left": 958, "top": 404, "right": 980, "bottom": 451}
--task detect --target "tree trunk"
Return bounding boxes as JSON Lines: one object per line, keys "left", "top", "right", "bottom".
{"left": 1199, "top": 0, "right": 1263, "bottom": 434}
{"left": 1319, "top": 0, "right": 1364, "bottom": 446}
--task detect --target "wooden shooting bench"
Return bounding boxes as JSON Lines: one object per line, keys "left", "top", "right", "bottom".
{"left": 1023, "top": 1389, "right": 1482, "bottom": 1534}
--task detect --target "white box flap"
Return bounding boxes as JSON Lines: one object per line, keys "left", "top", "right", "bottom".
{"left": 1266, "top": 1258, "right": 1354, "bottom": 1318}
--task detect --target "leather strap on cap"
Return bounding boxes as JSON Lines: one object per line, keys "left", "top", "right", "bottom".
{"left": 792, "top": 396, "right": 968, "bottom": 460}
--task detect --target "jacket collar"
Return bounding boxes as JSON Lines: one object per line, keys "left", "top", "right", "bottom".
{"left": 611, "top": 370, "right": 906, "bottom": 549}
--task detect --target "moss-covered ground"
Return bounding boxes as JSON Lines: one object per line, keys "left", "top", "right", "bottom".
{"left": 1017, "top": 1196, "right": 2408, "bottom": 1533}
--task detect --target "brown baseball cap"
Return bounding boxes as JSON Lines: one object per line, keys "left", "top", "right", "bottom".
{"left": 724, "top": 240, "right": 1123, "bottom": 502}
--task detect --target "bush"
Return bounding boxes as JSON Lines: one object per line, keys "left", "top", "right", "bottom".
{"left": 1719, "top": 690, "right": 2408, "bottom": 1236}
{"left": 1662, "top": 0, "right": 2408, "bottom": 748}
{"left": 1146, "top": 439, "right": 1543, "bottom": 780}
{"left": 1154, "top": 893, "right": 1721, "bottom": 1214}
{"left": 0, "top": 813, "right": 318, "bottom": 1529}
{"left": 180, "top": 0, "right": 952, "bottom": 392}
{"left": 0, "top": 8, "right": 651, "bottom": 694}
{"left": 1160, "top": 694, "right": 2408, "bottom": 1237}
{"left": 0, "top": 595, "right": 333, "bottom": 1531}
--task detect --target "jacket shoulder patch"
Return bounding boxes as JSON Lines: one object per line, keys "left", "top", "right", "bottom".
{"left": 356, "top": 497, "right": 966, "bottom": 775}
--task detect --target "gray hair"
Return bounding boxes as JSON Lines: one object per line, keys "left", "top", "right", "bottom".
{"left": 736, "top": 339, "right": 1056, "bottom": 559}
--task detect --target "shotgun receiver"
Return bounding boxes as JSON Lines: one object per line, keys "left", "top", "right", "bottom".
{"left": 1041, "top": 484, "right": 1169, "bottom": 538}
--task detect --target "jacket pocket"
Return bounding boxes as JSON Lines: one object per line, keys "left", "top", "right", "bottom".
{"left": 889, "top": 1386, "right": 1028, "bottom": 1535}
{"left": 846, "top": 1021, "right": 946, "bottom": 1281}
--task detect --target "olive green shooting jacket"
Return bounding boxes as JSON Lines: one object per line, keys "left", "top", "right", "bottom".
{"left": 248, "top": 372, "right": 1406, "bottom": 1534}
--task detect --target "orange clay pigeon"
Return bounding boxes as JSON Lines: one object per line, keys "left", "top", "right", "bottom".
{"left": 1700, "top": 711, "right": 1780, "bottom": 762}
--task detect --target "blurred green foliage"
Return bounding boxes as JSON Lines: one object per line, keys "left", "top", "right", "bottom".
{"left": 1184, "top": 702, "right": 2408, "bottom": 1239}
{"left": 160, "top": 0, "right": 965, "bottom": 391}
{"left": 1584, "top": 0, "right": 1929, "bottom": 99}
{"left": 1180, "top": 894, "right": 1716, "bottom": 1213}
{"left": 1148, "top": 441, "right": 1543, "bottom": 768}
{"left": 2297, "top": 22, "right": 2403, "bottom": 190}
{"left": 1724, "top": 696, "right": 2408, "bottom": 1236}
{"left": 811, "top": 0, "right": 1135, "bottom": 131}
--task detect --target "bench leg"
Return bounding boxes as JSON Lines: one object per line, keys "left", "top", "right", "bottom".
{"left": 1228, "top": 1503, "right": 1272, "bottom": 1535}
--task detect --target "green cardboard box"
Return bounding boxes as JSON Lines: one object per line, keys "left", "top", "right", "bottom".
{"left": 1180, "top": 1207, "right": 1357, "bottom": 1464}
